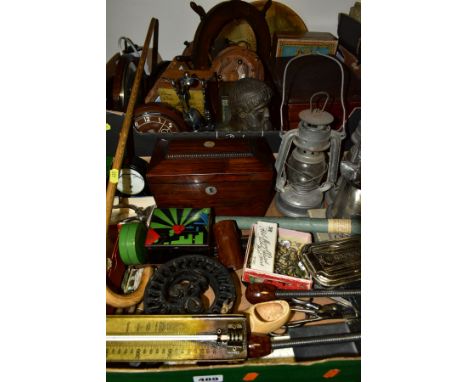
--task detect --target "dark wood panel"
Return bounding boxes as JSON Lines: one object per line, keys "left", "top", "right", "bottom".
{"left": 150, "top": 181, "right": 274, "bottom": 216}
{"left": 147, "top": 137, "right": 276, "bottom": 216}
{"left": 148, "top": 137, "right": 276, "bottom": 182}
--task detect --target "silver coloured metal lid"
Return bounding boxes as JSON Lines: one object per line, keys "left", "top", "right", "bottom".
{"left": 299, "top": 236, "right": 361, "bottom": 287}
{"left": 299, "top": 109, "right": 334, "bottom": 126}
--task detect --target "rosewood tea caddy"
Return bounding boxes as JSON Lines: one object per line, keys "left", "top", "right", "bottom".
{"left": 147, "top": 137, "right": 276, "bottom": 216}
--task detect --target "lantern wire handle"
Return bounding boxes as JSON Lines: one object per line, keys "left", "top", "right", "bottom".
{"left": 118, "top": 36, "right": 139, "bottom": 55}
{"left": 279, "top": 53, "right": 347, "bottom": 139}
{"left": 309, "top": 91, "right": 330, "bottom": 112}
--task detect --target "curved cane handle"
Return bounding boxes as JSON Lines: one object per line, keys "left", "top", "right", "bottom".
{"left": 106, "top": 266, "right": 153, "bottom": 308}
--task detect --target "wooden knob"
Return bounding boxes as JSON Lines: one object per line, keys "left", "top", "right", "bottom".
{"left": 248, "top": 333, "right": 272, "bottom": 358}
{"left": 245, "top": 283, "right": 278, "bottom": 304}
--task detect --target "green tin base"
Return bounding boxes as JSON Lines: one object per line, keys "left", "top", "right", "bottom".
{"left": 107, "top": 358, "right": 360, "bottom": 382}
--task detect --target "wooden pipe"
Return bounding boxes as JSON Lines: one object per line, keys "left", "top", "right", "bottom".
{"left": 106, "top": 18, "right": 157, "bottom": 307}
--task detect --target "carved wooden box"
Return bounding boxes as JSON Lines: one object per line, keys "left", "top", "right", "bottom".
{"left": 147, "top": 137, "right": 276, "bottom": 216}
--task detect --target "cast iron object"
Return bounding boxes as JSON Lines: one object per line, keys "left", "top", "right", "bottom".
{"left": 190, "top": 0, "right": 272, "bottom": 70}
{"left": 144, "top": 255, "right": 237, "bottom": 314}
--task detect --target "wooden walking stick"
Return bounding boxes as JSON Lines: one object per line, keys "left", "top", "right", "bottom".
{"left": 106, "top": 18, "right": 157, "bottom": 308}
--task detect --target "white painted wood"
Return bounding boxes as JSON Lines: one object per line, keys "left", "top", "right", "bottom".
{"left": 106, "top": 0, "right": 357, "bottom": 61}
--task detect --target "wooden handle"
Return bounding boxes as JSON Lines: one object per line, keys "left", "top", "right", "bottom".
{"left": 245, "top": 283, "right": 277, "bottom": 303}
{"left": 213, "top": 220, "right": 244, "bottom": 270}
{"left": 106, "top": 18, "right": 157, "bottom": 307}
{"left": 247, "top": 333, "right": 272, "bottom": 358}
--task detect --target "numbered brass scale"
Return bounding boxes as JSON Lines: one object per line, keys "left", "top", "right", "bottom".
{"left": 106, "top": 315, "right": 247, "bottom": 363}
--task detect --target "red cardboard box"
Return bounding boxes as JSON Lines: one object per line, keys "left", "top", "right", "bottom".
{"left": 242, "top": 224, "right": 313, "bottom": 290}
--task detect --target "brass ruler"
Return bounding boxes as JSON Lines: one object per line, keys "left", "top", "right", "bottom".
{"left": 106, "top": 315, "right": 247, "bottom": 363}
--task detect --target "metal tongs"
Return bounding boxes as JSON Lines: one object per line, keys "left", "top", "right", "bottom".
{"left": 269, "top": 297, "right": 359, "bottom": 335}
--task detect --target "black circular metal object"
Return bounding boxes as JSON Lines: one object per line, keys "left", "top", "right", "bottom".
{"left": 111, "top": 54, "right": 146, "bottom": 112}
{"left": 144, "top": 255, "right": 236, "bottom": 314}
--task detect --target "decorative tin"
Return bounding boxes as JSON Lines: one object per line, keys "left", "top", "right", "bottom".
{"left": 274, "top": 32, "right": 338, "bottom": 57}
{"left": 299, "top": 236, "right": 361, "bottom": 287}
{"left": 144, "top": 207, "right": 213, "bottom": 262}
